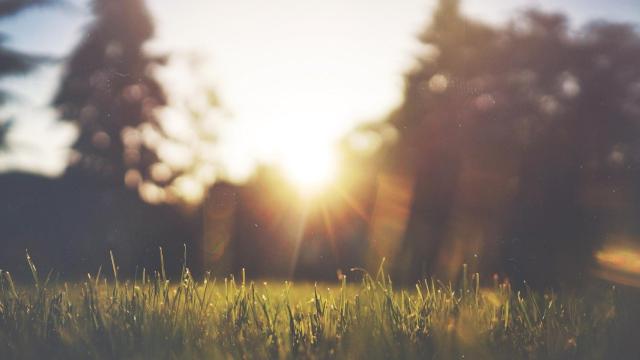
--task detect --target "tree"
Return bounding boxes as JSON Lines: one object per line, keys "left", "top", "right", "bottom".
{"left": 53, "top": 0, "right": 165, "bottom": 184}
{"left": 385, "top": 0, "right": 640, "bottom": 288}
{"left": 125, "top": 53, "right": 227, "bottom": 206}
{"left": 1, "top": 0, "right": 60, "bottom": 109}
{"left": 1, "top": 0, "right": 61, "bottom": 152}
{"left": 386, "top": 0, "right": 501, "bottom": 282}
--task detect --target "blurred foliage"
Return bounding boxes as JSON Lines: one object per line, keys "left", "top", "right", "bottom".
{"left": 3, "top": 0, "right": 640, "bottom": 290}
{"left": 386, "top": 0, "right": 640, "bottom": 287}
{"left": 0, "top": 0, "right": 59, "bottom": 106}
{"left": 0, "top": 0, "right": 208, "bottom": 279}
{"left": 53, "top": 0, "right": 166, "bottom": 184}
{"left": 129, "top": 54, "right": 227, "bottom": 206}
{"left": 0, "top": 0, "right": 216, "bottom": 282}
{"left": 0, "top": 0, "right": 60, "bottom": 16}
{"left": 52, "top": 0, "right": 226, "bottom": 208}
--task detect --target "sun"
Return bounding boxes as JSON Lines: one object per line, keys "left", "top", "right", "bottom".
{"left": 240, "top": 109, "right": 344, "bottom": 197}
{"left": 279, "top": 143, "right": 339, "bottom": 196}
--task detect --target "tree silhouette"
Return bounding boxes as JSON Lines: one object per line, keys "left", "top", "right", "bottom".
{"left": 53, "top": 0, "right": 165, "bottom": 184}
{"left": 0, "top": 0, "right": 59, "bottom": 105}
{"left": 0, "top": 0, "right": 58, "bottom": 16}
{"left": 387, "top": 0, "right": 640, "bottom": 288}
{"left": 1, "top": 0, "right": 61, "bottom": 153}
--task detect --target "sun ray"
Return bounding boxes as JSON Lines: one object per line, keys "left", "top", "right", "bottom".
{"left": 320, "top": 202, "right": 340, "bottom": 262}
{"left": 287, "top": 204, "right": 310, "bottom": 278}
{"left": 336, "top": 186, "right": 370, "bottom": 223}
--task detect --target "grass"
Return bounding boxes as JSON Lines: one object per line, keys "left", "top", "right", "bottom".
{"left": 0, "top": 250, "right": 633, "bottom": 359}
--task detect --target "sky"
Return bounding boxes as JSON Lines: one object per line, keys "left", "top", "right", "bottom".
{"left": 0, "top": 0, "right": 639, "bottom": 179}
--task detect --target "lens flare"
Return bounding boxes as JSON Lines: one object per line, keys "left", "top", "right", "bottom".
{"left": 595, "top": 243, "right": 640, "bottom": 287}
{"left": 596, "top": 247, "right": 640, "bottom": 275}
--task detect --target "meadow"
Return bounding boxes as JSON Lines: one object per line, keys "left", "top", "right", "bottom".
{"left": 0, "top": 251, "right": 636, "bottom": 359}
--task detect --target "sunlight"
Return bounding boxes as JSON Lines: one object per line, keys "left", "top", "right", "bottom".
{"left": 279, "top": 143, "right": 338, "bottom": 195}
{"left": 595, "top": 240, "right": 640, "bottom": 287}
{"left": 237, "top": 107, "right": 347, "bottom": 197}
{"left": 245, "top": 111, "right": 342, "bottom": 196}
{"left": 146, "top": 0, "right": 425, "bottom": 198}
{"left": 596, "top": 246, "right": 640, "bottom": 275}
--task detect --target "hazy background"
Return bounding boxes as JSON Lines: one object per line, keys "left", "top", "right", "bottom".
{"left": 1, "top": 0, "right": 640, "bottom": 289}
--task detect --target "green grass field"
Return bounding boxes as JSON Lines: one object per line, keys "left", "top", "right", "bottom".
{"left": 0, "top": 252, "right": 637, "bottom": 359}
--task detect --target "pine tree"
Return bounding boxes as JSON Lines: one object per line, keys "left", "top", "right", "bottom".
{"left": 53, "top": 0, "right": 165, "bottom": 183}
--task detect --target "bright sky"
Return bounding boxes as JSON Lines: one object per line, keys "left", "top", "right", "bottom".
{"left": 0, "top": 0, "right": 639, "bottom": 179}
